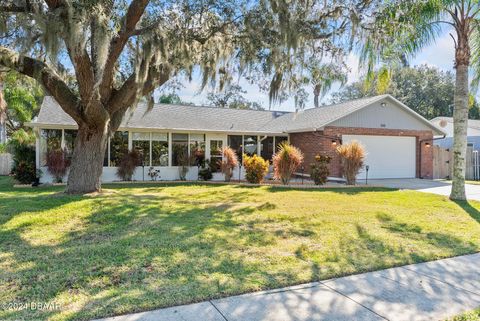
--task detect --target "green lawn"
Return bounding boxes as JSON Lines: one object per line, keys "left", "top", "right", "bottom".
{"left": 1, "top": 177, "right": 480, "bottom": 321}
{"left": 449, "top": 309, "right": 480, "bottom": 321}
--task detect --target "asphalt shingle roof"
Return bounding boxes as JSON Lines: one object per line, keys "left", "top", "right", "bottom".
{"left": 34, "top": 94, "right": 441, "bottom": 134}
{"left": 35, "top": 96, "right": 291, "bottom": 133}
{"left": 261, "top": 95, "right": 388, "bottom": 132}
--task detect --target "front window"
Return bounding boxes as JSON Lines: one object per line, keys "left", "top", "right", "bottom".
{"left": 110, "top": 131, "right": 128, "bottom": 166}
{"left": 228, "top": 135, "right": 243, "bottom": 163}
{"left": 40, "top": 129, "right": 62, "bottom": 166}
{"left": 132, "top": 132, "right": 150, "bottom": 166}
{"left": 244, "top": 135, "right": 258, "bottom": 156}
{"left": 64, "top": 129, "right": 77, "bottom": 161}
{"left": 152, "top": 133, "right": 169, "bottom": 166}
{"left": 275, "top": 136, "right": 288, "bottom": 152}
{"left": 172, "top": 133, "right": 189, "bottom": 166}
{"left": 210, "top": 140, "right": 223, "bottom": 172}
{"left": 190, "top": 133, "right": 205, "bottom": 166}
{"left": 260, "top": 136, "right": 274, "bottom": 160}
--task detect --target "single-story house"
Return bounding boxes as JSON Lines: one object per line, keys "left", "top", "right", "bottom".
{"left": 430, "top": 116, "right": 480, "bottom": 150}
{"left": 27, "top": 94, "right": 444, "bottom": 183}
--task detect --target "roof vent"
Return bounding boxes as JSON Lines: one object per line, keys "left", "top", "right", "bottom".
{"left": 439, "top": 119, "right": 448, "bottom": 128}
{"left": 273, "top": 111, "right": 289, "bottom": 118}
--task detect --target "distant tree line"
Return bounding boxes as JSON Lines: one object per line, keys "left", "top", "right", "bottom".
{"left": 329, "top": 65, "right": 480, "bottom": 120}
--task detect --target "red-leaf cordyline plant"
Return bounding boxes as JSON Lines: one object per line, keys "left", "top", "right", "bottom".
{"left": 46, "top": 148, "right": 71, "bottom": 183}
{"left": 220, "top": 146, "right": 238, "bottom": 182}
{"left": 336, "top": 141, "right": 365, "bottom": 185}
{"left": 273, "top": 142, "right": 303, "bottom": 185}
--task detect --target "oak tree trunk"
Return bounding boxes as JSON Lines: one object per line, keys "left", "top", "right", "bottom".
{"left": 450, "top": 63, "right": 469, "bottom": 200}
{"left": 65, "top": 124, "right": 109, "bottom": 194}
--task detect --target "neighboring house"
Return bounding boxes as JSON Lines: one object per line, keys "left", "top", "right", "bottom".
{"left": 27, "top": 94, "right": 444, "bottom": 183}
{"left": 430, "top": 116, "right": 480, "bottom": 150}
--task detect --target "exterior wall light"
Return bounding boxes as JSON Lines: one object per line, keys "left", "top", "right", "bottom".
{"left": 331, "top": 140, "right": 337, "bottom": 146}
{"left": 425, "top": 142, "right": 431, "bottom": 148}
{"left": 380, "top": 102, "right": 387, "bottom": 107}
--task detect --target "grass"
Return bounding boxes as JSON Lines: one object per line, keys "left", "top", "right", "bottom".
{"left": 1, "top": 176, "right": 480, "bottom": 320}
{"left": 449, "top": 309, "right": 480, "bottom": 321}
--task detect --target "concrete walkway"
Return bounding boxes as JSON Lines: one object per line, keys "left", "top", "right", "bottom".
{"left": 363, "top": 178, "right": 480, "bottom": 201}
{"left": 95, "top": 253, "right": 480, "bottom": 321}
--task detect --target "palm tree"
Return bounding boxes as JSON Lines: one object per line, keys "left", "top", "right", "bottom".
{"left": 362, "top": 0, "right": 480, "bottom": 200}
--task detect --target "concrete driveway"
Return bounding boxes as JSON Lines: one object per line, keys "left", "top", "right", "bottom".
{"left": 363, "top": 178, "right": 480, "bottom": 201}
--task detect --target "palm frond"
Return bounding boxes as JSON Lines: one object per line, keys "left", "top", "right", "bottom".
{"left": 470, "top": 19, "right": 480, "bottom": 93}
{"left": 359, "top": 0, "right": 445, "bottom": 87}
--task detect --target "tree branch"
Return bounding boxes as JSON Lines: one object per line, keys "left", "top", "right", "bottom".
{"left": 100, "top": 0, "right": 150, "bottom": 102}
{"left": 0, "top": 46, "right": 82, "bottom": 123}
{"left": 107, "top": 63, "right": 170, "bottom": 116}
{"left": 67, "top": 47, "right": 95, "bottom": 104}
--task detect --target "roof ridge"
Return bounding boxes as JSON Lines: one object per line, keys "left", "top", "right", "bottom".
{"left": 124, "top": 102, "right": 293, "bottom": 114}
{"left": 303, "top": 94, "right": 388, "bottom": 112}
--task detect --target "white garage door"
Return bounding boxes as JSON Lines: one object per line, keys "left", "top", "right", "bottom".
{"left": 342, "top": 135, "right": 416, "bottom": 179}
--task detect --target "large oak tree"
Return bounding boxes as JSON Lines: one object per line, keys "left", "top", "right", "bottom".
{"left": 0, "top": 0, "right": 376, "bottom": 193}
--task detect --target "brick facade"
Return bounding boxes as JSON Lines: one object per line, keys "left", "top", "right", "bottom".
{"left": 289, "top": 126, "right": 434, "bottom": 179}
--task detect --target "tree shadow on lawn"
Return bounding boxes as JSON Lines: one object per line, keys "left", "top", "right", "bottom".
{"left": 1, "top": 184, "right": 478, "bottom": 321}
{"left": 300, "top": 214, "right": 478, "bottom": 282}
{"left": 453, "top": 200, "right": 480, "bottom": 223}
{"left": 0, "top": 188, "right": 289, "bottom": 320}
{"left": 262, "top": 185, "right": 396, "bottom": 195}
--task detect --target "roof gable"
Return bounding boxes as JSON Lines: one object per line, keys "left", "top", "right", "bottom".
{"left": 330, "top": 96, "right": 444, "bottom": 134}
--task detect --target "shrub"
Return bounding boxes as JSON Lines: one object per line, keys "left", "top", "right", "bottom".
{"left": 148, "top": 167, "right": 160, "bottom": 181}
{"left": 116, "top": 150, "right": 141, "bottom": 181}
{"left": 198, "top": 166, "right": 213, "bottom": 180}
{"left": 336, "top": 140, "right": 365, "bottom": 185}
{"left": 272, "top": 142, "right": 303, "bottom": 185}
{"left": 220, "top": 146, "right": 238, "bottom": 182}
{"left": 46, "top": 149, "right": 71, "bottom": 183}
{"left": 193, "top": 149, "right": 205, "bottom": 166}
{"left": 243, "top": 154, "right": 269, "bottom": 184}
{"left": 9, "top": 129, "right": 37, "bottom": 184}
{"left": 310, "top": 154, "right": 331, "bottom": 185}
{"left": 0, "top": 142, "right": 7, "bottom": 154}
{"left": 208, "top": 157, "right": 219, "bottom": 173}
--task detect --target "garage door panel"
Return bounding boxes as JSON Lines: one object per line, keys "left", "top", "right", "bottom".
{"left": 342, "top": 135, "right": 416, "bottom": 179}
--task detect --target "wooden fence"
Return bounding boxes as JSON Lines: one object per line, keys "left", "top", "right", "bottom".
{"left": 433, "top": 145, "right": 475, "bottom": 180}
{"left": 0, "top": 153, "right": 13, "bottom": 175}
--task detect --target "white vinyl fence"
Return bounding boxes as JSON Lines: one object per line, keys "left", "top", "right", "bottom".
{"left": 473, "top": 150, "right": 480, "bottom": 181}
{"left": 0, "top": 153, "right": 13, "bottom": 175}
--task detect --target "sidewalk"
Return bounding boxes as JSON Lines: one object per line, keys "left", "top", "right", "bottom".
{"left": 95, "top": 253, "right": 480, "bottom": 321}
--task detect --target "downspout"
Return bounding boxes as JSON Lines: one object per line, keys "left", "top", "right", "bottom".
{"left": 418, "top": 134, "right": 446, "bottom": 179}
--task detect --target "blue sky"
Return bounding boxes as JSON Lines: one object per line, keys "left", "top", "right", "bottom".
{"left": 175, "top": 30, "right": 456, "bottom": 112}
